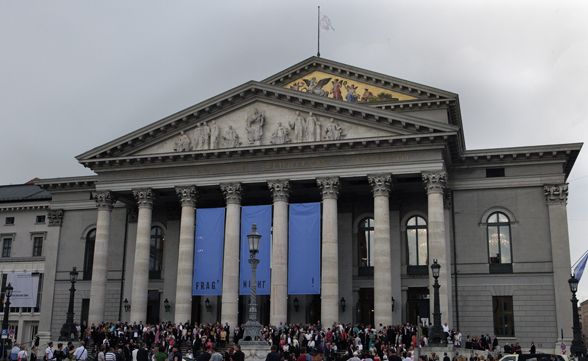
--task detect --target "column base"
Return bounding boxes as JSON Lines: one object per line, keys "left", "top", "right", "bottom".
{"left": 239, "top": 341, "right": 270, "bottom": 361}
{"left": 36, "top": 331, "right": 52, "bottom": 349}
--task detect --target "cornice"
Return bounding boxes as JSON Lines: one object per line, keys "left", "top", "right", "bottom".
{"left": 0, "top": 203, "right": 49, "bottom": 213}
{"left": 76, "top": 82, "right": 459, "bottom": 166}
{"left": 81, "top": 133, "right": 454, "bottom": 171}
{"left": 35, "top": 176, "right": 97, "bottom": 193}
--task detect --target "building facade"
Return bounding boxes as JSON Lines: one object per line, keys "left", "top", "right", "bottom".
{"left": 27, "top": 57, "right": 581, "bottom": 349}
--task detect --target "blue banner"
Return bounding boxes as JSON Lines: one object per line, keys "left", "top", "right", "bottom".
{"left": 288, "top": 202, "right": 321, "bottom": 294}
{"left": 239, "top": 205, "right": 272, "bottom": 295}
{"left": 193, "top": 208, "right": 226, "bottom": 296}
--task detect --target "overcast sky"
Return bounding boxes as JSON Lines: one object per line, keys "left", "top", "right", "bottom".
{"left": 1, "top": 1, "right": 587, "bottom": 300}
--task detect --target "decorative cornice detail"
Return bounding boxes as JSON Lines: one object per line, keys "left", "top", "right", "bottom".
{"left": 317, "top": 177, "right": 340, "bottom": 200}
{"left": 220, "top": 183, "right": 242, "bottom": 205}
{"left": 423, "top": 171, "right": 447, "bottom": 194}
{"left": 93, "top": 191, "right": 116, "bottom": 211}
{"left": 544, "top": 184, "right": 568, "bottom": 205}
{"left": 268, "top": 180, "right": 290, "bottom": 202}
{"left": 368, "top": 174, "right": 392, "bottom": 197}
{"left": 47, "top": 209, "right": 64, "bottom": 227}
{"left": 133, "top": 188, "right": 154, "bottom": 208}
{"left": 0, "top": 205, "right": 48, "bottom": 213}
{"left": 175, "top": 185, "right": 198, "bottom": 208}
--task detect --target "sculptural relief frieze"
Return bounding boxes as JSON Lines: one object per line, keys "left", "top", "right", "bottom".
{"left": 136, "top": 103, "right": 392, "bottom": 156}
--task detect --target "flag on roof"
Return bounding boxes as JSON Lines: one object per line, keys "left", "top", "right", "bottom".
{"left": 573, "top": 250, "right": 588, "bottom": 282}
{"left": 320, "top": 15, "right": 335, "bottom": 31}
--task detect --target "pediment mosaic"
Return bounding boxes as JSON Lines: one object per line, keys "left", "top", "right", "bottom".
{"left": 134, "top": 102, "right": 401, "bottom": 156}
{"left": 284, "top": 70, "right": 417, "bottom": 103}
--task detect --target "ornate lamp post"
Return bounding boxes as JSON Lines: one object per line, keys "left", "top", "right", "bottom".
{"left": 1, "top": 283, "right": 13, "bottom": 361}
{"left": 59, "top": 267, "right": 79, "bottom": 341}
{"left": 568, "top": 274, "right": 587, "bottom": 358}
{"left": 242, "top": 224, "right": 262, "bottom": 341}
{"left": 429, "top": 259, "right": 444, "bottom": 345}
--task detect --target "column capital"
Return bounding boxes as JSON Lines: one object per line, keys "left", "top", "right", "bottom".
{"left": 221, "top": 183, "right": 242, "bottom": 205}
{"left": 317, "top": 177, "right": 340, "bottom": 200}
{"left": 47, "top": 209, "right": 64, "bottom": 227}
{"left": 133, "top": 188, "right": 154, "bottom": 208}
{"left": 368, "top": 174, "right": 392, "bottom": 197}
{"left": 544, "top": 184, "right": 568, "bottom": 205}
{"left": 268, "top": 179, "right": 290, "bottom": 202}
{"left": 93, "top": 191, "right": 116, "bottom": 211}
{"left": 423, "top": 171, "right": 447, "bottom": 194}
{"left": 175, "top": 185, "right": 198, "bottom": 207}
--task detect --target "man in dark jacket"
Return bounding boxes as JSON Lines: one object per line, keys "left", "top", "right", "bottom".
{"left": 265, "top": 345, "right": 281, "bottom": 361}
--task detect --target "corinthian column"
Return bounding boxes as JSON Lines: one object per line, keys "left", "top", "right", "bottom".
{"left": 130, "top": 188, "right": 154, "bottom": 323}
{"left": 316, "top": 176, "right": 340, "bottom": 328}
{"left": 175, "top": 185, "right": 198, "bottom": 323}
{"left": 88, "top": 191, "right": 116, "bottom": 325}
{"left": 220, "top": 183, "right": 241, "bottom": 328}
{"left": 368, "top": 174, "right": 393, "bottom": 326}
{"left": 423, "top": 171, "right": 451, "bottom": 324}
{"left": 544, "top": 184, "right": 573, "bottom": 341}
{"left": 268, "top": 179, "right": 290, "bottom": 326}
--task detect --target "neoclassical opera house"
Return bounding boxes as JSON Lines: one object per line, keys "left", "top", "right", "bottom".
{"left": 34, "top": 57, "right": 580, "bottom": 347}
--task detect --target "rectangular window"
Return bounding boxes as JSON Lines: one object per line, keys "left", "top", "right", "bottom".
{"left": 2, "top": 238, "right": 12, "bottom": 257}
{"left": 5, "top": 217, "right": 14, "bottom": 225}
{"left": 32, "top": 236, "right": 43, "bottom": 257}
{"left": 486, "top": 168, "right": 505, "bottom": 178}
{"left": 493, "top": 296, "right": 515, "bottom": 337}
{"left": 35, "top": 215, "right": 45, "bottom": 224}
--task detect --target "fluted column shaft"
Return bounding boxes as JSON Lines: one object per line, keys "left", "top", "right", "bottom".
{"left": 130, "top": 188, "right": 154, "bottom": 323}
{"left": 369, "top": 174, "right": 393, "bottom": 326}
{"left": 268, "top": 180, "right": 290, "bottom": 326}
{"left": 317, "top": 177, "right": 340, "bottom": 328}
{"left": 423, "top": 171, "right": 450, "bottom": 324}
{"left": 545, "top": 184, "right": 573, "bottom": 341}
{"left": 175, "top": 186, "right": 198, "bottom": 323}
{"left": 220, "top": 183, "right": 242, "bottom": 329}
{"left": 89, "top": 191, "right": 115, "bottom": 325}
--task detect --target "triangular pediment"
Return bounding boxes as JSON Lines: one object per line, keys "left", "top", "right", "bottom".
{"left": 77, "top": 81, "right": 459, "bottom": 167}
{"left": 263, "top": 56, "right": 457, "bottom": 103}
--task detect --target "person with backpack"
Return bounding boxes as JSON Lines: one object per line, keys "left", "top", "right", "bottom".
{"left": 17, "top": 346, "right": 28, "bottom": 361}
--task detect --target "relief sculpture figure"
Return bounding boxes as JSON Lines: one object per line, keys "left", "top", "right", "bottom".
{"left": 192, "top": 124, "right": 202, "bottom": 150}
{"left": 305, "top": 112, "right": 318, "bottom": 142}
{"left": 209, "top": 121, "right": 220, "bottom": 149}
{"left": 289, "top": 111, "right": 305, "bottom": 143}
{"left": 174, "top": 131, "right": 192, "bottom": 152}
{"left": 199, "top": 122, "right": 211, "bottom": 150}
{"left": 246, "top": 108, "right": 265, "bottom": 145}
{"left": 223, "top": 125, "right": 240, "bottom": 148}
{"left": 271, "top": 122, "right": 289, "bottom": 145}
{"left": 324, "top": 118, "right": 344, "bottom": 140}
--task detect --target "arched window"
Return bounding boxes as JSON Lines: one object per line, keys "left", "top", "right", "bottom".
{"left": 149, "top": 226, "right": 165, "bottom": 279}
{"left": 358, "top": 218, "right": 374, "bottom": 269}
{"left": 487, "top": 212, "right": 512, "bottom": 264}
{"left": 83, "top": 229, "right": 96, "bottom": 280}
{"left": 407, "top": 216, "right": 428, "bottom": 266}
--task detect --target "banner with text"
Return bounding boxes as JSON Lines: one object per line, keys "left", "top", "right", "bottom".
{"left": 239, "top": 205, "right": 272, "bottom": 295}
{"left": 7, "top": 272, "right": 40, "bottom": 308}
{"left": 192, "top": 207, "right": 226, "bottom": 296}
{"left": 288, "top": 202, "right": 321, "bottom": 294}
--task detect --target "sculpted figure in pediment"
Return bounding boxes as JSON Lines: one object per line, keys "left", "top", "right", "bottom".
{"left": 324, "top": 118, "right": 344, "bottom": 141}
{"left": 223, "top": 125, "right": 241, "bottom": 148}
{"left": 196, "top": 122, "right": 211, "bottom": 150}
{"left": 246, "top": 108, "right": 265, "bottom": 145}
{"left": 305, "top": 112, "right": 320, "bottom": 142}
{"left": 289, "top": 111, "right": 305, "bottom": 143}
{"left": 210, "top": 121, "right": 220, "bottom": 149}
{"left": 174, "top": 131, "right": 192, "bottom": 152}
{"left": 271, "top": 122, "right": 290, "bottom": 145}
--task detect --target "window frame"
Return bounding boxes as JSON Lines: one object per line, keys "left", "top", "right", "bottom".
{"left": 83, "top": 228, "right": 96, "bottom": 281}
{"left": 406, "top": 215, "right": 429, "bottom": 267}
{"left": 35, "top": 215, "right": 46, "bottom": 224}
{"left": 357, "top": 217, "right": 375, "bottom": 274}
{"left": 5, "top": 217, "right": 14, "bottom": 226}
{"left": 493, "top": 295, "right": 515, "bottom": 337}
{"left": 30, "top": 232, "right": 46, "bottom": 257}
{"left": 1, "top": 237, "right": 13, "bottom": 258}
{"left": 486, "top": 211, "right": 513, "bottom": 273}
{"left": 149, "top": 225, "right": 165, "bottom": 280}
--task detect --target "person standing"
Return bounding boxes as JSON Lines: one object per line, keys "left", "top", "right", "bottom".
{"left": 233, "top": 346, "right": 244, "bottom": 361}
{"left": 73, "top": 342, "right": 87, "bottom": 361}
{"left": 45, "top": 343, "right": 55, "bottom": 361}
{"left": 265, "top": 345, "right": 281, "bottom": 361}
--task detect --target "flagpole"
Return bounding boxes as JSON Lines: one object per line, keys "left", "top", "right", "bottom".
{"left": 317, "top": 5, "right": 321, "bottom": 57}
{"left": 572, "top": 249, "right": 588, "bottom": 269}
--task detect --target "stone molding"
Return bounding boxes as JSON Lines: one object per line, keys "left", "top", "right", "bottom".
{"left": 317, "top": 177, "right": 340, "bottom": 200}
{"left": 175, "top": 185, "right": 198, "bottom": 208}
{"left": 220, "top": 183, "right": 242, "bottom": 205}
{"left": 268, "top": 180, "right": 290, "bottom": 202}
{"left": 93, "top": 191, "right": 116, "bottom": 211}
{"left": 368, "top": 174, "right": 392, "bottom": 197}
{"left": 47, "top": 209, "right": 64, "bottom": 227}
{"left": 133, "top": 188, "right": 154, "bottom": 208}
{"left": 423, "top": 171, "right": 447, "bottom": 194}
{"left": 544, "top": 184, "right": 568, "bottom": 205}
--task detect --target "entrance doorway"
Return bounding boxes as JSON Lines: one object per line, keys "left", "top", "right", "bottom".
{"left": 147, "top": 290, "right": 160, "bottom": 324}
{"left": 357, "top": 288, "right": 374, "bottom": 325}
{"left": 407, "top": 287, "right": 430, "bottom": 325}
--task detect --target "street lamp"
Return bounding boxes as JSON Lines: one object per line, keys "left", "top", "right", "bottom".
{"left": 429, "top": 259, "right": 444, "bottom": 345}
{"left": 568, "top": 274, "right": 587, "bottom": 358}
{"left": 1, "top": 283, "right": 13, "bottom": 361}
{"left": 163, "top": 298, "right": 171, "bottom": 313}
{"left": 241, "top": 224, "right": 262, "bottom": 342}
{"left": 59, "top": 267, "right": 79, "bottom": 341}
{"left": 123, "top": 298, "right": 131, "bottom": 312}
